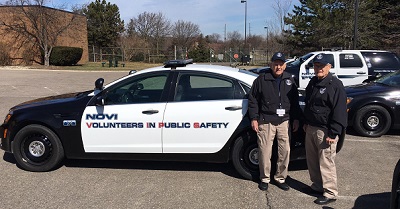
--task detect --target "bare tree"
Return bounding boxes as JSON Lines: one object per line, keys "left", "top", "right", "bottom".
{"left": 272, "top": 0, "right": 292, "bottom": 32}
{"left": 206, "top": 33, "right": 222, "bottom": 43}
{"left": 226, "top": 31, "right": 243, "bottom": 49}
{"left": 171, "top": 20, "right": 200, "bottom": 51}
{"left": 128, "top": 12, "right": 171, "bottom": 54}
{"left": 0, "top": 0, "right": 81, "bottom": 66}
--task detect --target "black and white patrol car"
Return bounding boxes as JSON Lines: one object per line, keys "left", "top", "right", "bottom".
{"left": 0, "top": 59, "right": 332, "bottom": 180}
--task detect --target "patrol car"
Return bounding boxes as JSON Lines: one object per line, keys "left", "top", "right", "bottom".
{"left": 0, "top": 60, "right": 311, "bottom": 180}
{"left": 346, "top": 70, "right": 400, "bottom": 137}
{"left": 285, "top": 49, "right": 400, "bottom": 89}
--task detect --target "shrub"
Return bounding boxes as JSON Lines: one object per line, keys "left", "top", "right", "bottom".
{"left": 0, "top": 43, "right": 11, "bottom": 66}
{"left": 50, "top": 46, "right": 83, "bottom": 66}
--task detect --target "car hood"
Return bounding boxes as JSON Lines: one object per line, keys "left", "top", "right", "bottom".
{"left": 345, "top": 82, "right": 395, "bottom": 96}
{"left": 11, "top": 90, "right": 93, "bottom": 111}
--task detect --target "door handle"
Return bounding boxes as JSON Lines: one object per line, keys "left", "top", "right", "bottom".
{"left": 357, "top": 71, "right": 366, "bottom": 74}
{"left": 142, "top": 110, "right": 159, "bottom": 114}
{"left": 225, "top": 106, "right": 242, "bottom": 111}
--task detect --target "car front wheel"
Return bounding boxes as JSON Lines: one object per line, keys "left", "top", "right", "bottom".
{"left": 12, "top": 124, "right": 64, "bottom": 172}
{"left": 231, "top": 132, "right": 259, "bottom": 180}
{"left": 353, "top": 105, "right": 391, "bottom": 137}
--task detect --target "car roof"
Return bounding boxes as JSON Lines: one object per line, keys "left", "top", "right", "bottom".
{"left": 105, "top": 63, "right": 257, "bottom": 88}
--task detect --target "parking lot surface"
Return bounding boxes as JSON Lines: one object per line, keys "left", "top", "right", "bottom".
{"left": 0, "top": 67, "right": 399, "bottom": 209}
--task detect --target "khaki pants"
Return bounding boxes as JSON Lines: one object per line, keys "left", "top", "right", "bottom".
{"left": 257, "top": 121, "right": 290, "bottom": 184}
{"left": 305, "top": 125, "right": 338, "bottom": 199}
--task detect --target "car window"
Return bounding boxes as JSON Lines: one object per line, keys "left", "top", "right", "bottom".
{"left": 361, "top": 52, "right": 400, "bottom": 69}
{"left": 104, "top": 73, "right": 168, "bottom": 105}
{"left": 339, "top": 53, "right": 363, "bottom": 68}
{"left": 175, "top": 74, "right": 240, "bottom": 101}
{"left": 374, "top": 70, "right": 400, "bottom": 87}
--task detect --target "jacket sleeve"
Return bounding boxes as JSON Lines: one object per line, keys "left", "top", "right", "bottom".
{"left": 248, "top": 78, "right": 260, "bottom": 120}
{"left": 289, "top": 77, "right": 303, "bottom": 121}
{"left": 328, "top": 81, "right": 348, "bottom": 139}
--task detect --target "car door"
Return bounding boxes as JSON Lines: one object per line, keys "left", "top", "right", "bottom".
{"left": 81, "top": 72, "right": 170, "bottom": 153}
{"left": 162, "top": 72, "right": 248, "bottom": 153}
{"left": 336, "top": 52, "right": 368, "bottom": 86}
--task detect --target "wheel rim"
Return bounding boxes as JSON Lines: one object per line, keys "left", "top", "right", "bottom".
{"left": 362, "top": 110, "right": 384, "bottom": 131}
{"left": 21, "top": 134, "right": 52, "bottom": 164}
{"left": 366, "top": 115, "right": 379, "bottom": 128}
{"left": 240, "top": 142, "right": 259, "bottom": 173}
{"left": 248, "top": 148, "right": 259, "bottom": 165}
{"left": 28, "top": 141, "right": 46, "bottom": 157}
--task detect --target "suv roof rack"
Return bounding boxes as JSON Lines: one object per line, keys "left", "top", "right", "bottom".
{"left": 322, "top": 47, "right": 343, "bottom": 51}
{"left": 164, "top": 59, "right": 194, "bottom": 69}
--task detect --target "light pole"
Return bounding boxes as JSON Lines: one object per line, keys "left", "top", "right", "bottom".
{"left": 241, "top": 0, "right": 247, "bottom": 53}
{"left": 264, "top": 26, "right": 269, "bottom": 61}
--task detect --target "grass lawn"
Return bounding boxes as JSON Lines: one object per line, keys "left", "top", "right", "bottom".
{"left": 33, "top": 62, "right": 162, "bottom": 71}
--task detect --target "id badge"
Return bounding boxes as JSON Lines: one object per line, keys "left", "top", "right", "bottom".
{"left": 276, "top": 109, "right": 285, "bottom": 117}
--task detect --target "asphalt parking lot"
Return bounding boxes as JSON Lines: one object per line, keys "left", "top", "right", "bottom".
{"left": 0, "top": 67, "right": 399, "bottom": 209}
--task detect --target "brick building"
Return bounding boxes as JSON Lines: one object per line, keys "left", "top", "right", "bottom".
{"left": 0, "top": 5, "right": 88, "bottom": 65}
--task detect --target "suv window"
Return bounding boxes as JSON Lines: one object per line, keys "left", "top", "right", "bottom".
{"left": 361, "top": 52, "right": 400, "bottom": 70}
{"left": 339, "top": 53, "right": 363, "bottom": 68}
{"left": 175, "top": 74, "right": 240, "bottom": 101}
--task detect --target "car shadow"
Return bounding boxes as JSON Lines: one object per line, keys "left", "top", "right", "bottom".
{"left": 346, "top": 127, "right": 400, "bottom": 137}
{"left": 2, "top": 152, "right": 309, "bottom": 180}
{"left": 352, "top": 192, "right": 391, "bottom": 209}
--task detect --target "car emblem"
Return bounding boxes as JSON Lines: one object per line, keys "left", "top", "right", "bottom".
{"left": 319, "top": 88, "right": 326, "bottom": 94}
{"left": 63, "top": 120, "right": 76, "bottom": 126}
{"left": 286, "top": 80, "right": 292, "bottom": 85}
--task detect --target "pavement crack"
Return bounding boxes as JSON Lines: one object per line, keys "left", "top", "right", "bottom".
{"left": 265, "top": 191, "right": 272, "bottom": 209}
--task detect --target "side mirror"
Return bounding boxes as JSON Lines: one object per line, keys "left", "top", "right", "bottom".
{"left": 95, "top": 78, "right": 104, "bottom": 90}
{"left": 95, "top": 95, "right": 104, "bottom": 106}
{"left": 129, "top": 70, "right": 137, "bottom": 75}
{"left": 307, "top": 62, "right": 313, "bottom": 68}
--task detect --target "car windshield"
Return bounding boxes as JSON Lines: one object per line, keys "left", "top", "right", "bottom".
{"left": 373, "top": 70, "right": 400, "bottom": 87}
{"left": 286, "top": 53, "right": 315, "bottom": 67}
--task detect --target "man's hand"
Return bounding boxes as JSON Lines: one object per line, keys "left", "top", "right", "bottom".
{"left": 292, "top": 119, "right": 299, "bottom": 132}
{"left": 326, "top": 137, "right": 336, "bottom": 145}
{"left": 303, "top": 124, "right": 308, "bottom": 132}
{"left": 251, "top": 120, "right": 259, "bottom": 133}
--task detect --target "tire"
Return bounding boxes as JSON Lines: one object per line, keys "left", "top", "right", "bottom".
{"left": 231, "top": 132, "right": 259, "bottom": 180}
{"left": 12, "top": 124, "right": 64, "bottom": 172}
{"left": 353, "top": 105, "right": 391, "bottom": 137}
{"left": 390, "top": 159, "right": 400, "bottom": 209}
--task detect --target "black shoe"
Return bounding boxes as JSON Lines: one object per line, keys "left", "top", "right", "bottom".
{"left": 275, "top": 181, "right": 290, "bottom": 191}
{"left": 258, "top": 182, "right": 268, "bottom": 191}
{"left": 314, "top": 196, "right": 336, "bottom": 205}
{"left": 302, "top": 186, "right": 323, "bottom": 195}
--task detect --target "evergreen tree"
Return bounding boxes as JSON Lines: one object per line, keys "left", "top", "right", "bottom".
{"left": 83, "top": 0, "right": 124, "bottom": 48}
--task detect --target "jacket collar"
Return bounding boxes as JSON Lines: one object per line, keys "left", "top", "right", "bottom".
{"left": 263, "top": 70, "right": 291, "bottom": 81}
{"left": 315, "top": 73, "right": 333, "bottom": 87}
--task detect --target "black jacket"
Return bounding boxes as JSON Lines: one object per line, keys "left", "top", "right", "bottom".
{"left": 248, "top": 70, "right": 302, "bottom": 124}
{"left": 303, "top": 73, "right": 348, "bottom": 138}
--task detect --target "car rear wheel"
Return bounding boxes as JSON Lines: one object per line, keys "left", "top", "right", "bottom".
{"left": 353, "top": 105, "right": 391, "bottom": 137}
{"left": 13, "top": 124, "right": 64, "bottom": 172}
{"left": 231, "top": 132, "right": 259, "bottom": 180}
{"left": 390, "top": 159, "right": 400, "bottom": 209}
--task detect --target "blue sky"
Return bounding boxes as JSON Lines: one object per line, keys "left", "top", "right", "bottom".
{"left": 2, "top": 0, "right": 298, "bottom": 38}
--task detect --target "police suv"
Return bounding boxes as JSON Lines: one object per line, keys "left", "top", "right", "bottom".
{"left": 285, "top": 49, "right": 400, "bottom": 89}
{"left": 1, "top": 60, "right": 337, "bottom": 180}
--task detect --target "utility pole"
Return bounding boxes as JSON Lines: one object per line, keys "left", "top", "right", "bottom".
{"left": 353, "top": 0, "right": 359, "bottom": 49}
